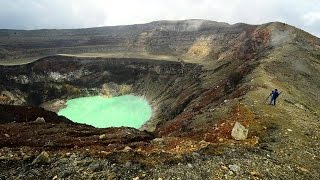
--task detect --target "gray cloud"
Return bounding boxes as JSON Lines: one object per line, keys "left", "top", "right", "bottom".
{"left": 0, "top": 0, "right": 319, "bottom": 37}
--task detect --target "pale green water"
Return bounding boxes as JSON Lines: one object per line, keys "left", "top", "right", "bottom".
{"left": 58, "top": 95, "right": 152, "bottom": 128}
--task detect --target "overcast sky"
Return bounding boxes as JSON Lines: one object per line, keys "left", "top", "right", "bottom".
{"left": 0, "top": 0, "right": 319, "bottom": 37}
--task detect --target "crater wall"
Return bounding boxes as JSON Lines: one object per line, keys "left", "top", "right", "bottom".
{"left": 0, "top": 55, "right": 202, "bottom": 131}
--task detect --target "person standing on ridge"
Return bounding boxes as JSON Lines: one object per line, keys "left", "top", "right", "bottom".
{"left": 269, "top": 89, "right": 281, "bottom": 105}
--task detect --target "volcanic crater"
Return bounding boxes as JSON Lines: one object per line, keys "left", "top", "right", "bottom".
{"left": 0, "top": 20, "right": 319, "bottom": 179}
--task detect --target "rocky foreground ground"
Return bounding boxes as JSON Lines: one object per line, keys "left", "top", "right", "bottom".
{"left": 0, "top": 104, "right": 319, "bottom": 179}
{"left": 1, "top": 143, "right": 316, "bottom": 180}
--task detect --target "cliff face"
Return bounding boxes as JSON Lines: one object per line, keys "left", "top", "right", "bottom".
{"left": 0, "top": 20, "right": 320, "bottom": 179}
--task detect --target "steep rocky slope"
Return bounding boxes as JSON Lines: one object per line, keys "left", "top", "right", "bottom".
{"left": 0, "top": 20, "right": 319, "bottom": 179}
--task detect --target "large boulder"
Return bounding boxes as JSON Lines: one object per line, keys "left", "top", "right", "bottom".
{"left": 231, "top": 122, "right": 248, "bottom": 140}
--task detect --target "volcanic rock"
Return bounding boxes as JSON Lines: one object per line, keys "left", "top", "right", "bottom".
{"left": 33, "top": 117, "right": 45, "bottom": 124}
{"left": 89, "top": 163, "right": 103, "bottom": 172}
{"left": 32, "top": 151, "right": 50, "bottom": 164}
{"left": 229, "top": 164, "right": 241, "bottom": 174}
{"left": 231, "top": 122, "right": 248, "bottom": 140}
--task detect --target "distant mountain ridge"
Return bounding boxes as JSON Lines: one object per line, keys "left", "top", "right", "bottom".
{"left": 0, "top": 19, "right": 255, "bottom": 64}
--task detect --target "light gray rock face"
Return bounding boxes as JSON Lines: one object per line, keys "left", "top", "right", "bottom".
{"left": 231, "top": 122, "right": 248, "bottom": 140}
{"left": 33, "top": 117, "right": 45, "bottom": 124}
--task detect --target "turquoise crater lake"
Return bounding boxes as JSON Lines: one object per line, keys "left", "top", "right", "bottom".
{"left": 58, "top": 95, "right": 152, "bottom": 128}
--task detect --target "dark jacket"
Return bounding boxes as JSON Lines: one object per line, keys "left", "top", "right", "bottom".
{"left": 271, "top": 91, "right": 279, "bottom": 99}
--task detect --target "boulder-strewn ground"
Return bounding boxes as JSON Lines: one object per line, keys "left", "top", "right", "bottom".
{"left": 0, "top": 20, "right": 319, "bottom": 179}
